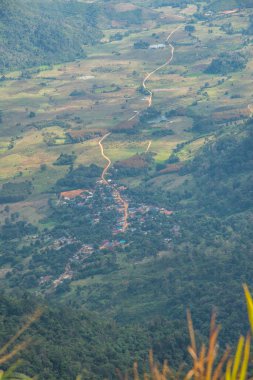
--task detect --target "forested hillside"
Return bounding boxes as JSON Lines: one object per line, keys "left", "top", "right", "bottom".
{"left": 0, "top": 0, "right": 102, "bottom": 71}
{"left": 0, "top": 292, "right": 191, "bottom": 380}
{"left": 206, "top": 0, "right": 253, "bottom": 11}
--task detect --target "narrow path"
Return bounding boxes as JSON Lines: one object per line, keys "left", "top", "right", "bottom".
{"left": 98, "top": 133, "right": 129, "bottom": 232}
{"left": 146, "top": 140, "right": 152, "bottom": 153}
{"left": 128, "top": 111, "right": 140, "bottom": 122}
{"left": 114, "top": 191, "right": 129, "bottom": 233}
{"left": 98, "top": 133, "right": 111, "bottom": 185}
{"left": 98, "top": 24, "right": 183, "bottom": 233}
{"left": 142, "top": 25, "right": 182, "bottom": 108}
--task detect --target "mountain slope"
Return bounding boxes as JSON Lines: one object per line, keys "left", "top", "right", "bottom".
{"left": 0, "top": 0, "right": 102, "bottom": 72}
{"left": 0, "top": 292, "right": 191, "bottom": 380}
{"left": 206, "top": 0, "right": 253, "bottom": 11}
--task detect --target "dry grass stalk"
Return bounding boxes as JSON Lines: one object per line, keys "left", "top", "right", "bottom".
{"left": 123, "top": 301, "right": 252, "bottom": 380}
{"left": 0, "top": 308, "right": 42, "bottom": 365}
{"left": 0, "top": 308, "right": 42, "bottom": 379}
{"left": 186, "top": 310, "right": 230, "bottom": 380}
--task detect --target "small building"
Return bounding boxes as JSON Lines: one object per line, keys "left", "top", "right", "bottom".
{"left": 149, "top": 44, "right": 166, "bottom": 50}
{"left": 160, "top": 208, "right": 173, "bottom": 216}
{"left": 60, "top": 189, "right": 92, "bottom": 200}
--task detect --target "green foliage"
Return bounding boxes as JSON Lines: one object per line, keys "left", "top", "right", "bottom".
{"left": 69, "top": 90, "right": 86, "bottom": 98}
{"left": 134, "top": 41, "right": 150, "bottom": 49}
{"left": 139, "top": 107, "right": 161, "bottom": 123}
{"left": 151, "top": 129, "right": 175, "bottom": 138}
{"left": 185, "top": 25, "right": 195, "bottom": 33}
{"left": 53, "top": 153, "right": 76, "bottom": 166}
{"left": 245, "top": 15, "right": 253, "bottom": 35}
{"left": 205, "top": 0, "right": 253, "bottom": 12}
{"left": 205, "top": 52, "right": 248, "bottom": 75}
{"left": 0, "top": 293, "right": 152, "bottom": 380}
{"left": 0, "top": 220, "right": 37, "bottom": 241}
{"left": 105, "top": 8, "right": 143, "bottom": 25}
{"left": 183, "top": 122, "right": 253, "bottom": 215}
{"left": 0, "top": 182, "right": 33, "bottom": 204}
{"left": 0, "top": 0, "right": 102, "bottom": 72}
{"left": 55, "top": 164, "right": 102, "bottom": 190}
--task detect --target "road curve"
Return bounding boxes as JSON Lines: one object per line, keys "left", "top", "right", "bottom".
{"left": 98, "top": 133, "right": 129, "bottom": 232}
{"left": 128, "top": 110, "right": 140, "bottom": 122}
{"left": 98, "top": 24, "right": 183, "bottom": 233}
{"left": 146, "top": 140, "right": 152, "bottom": 153}
{"left": 98, "top": 133, "right": 111, "bottom": 185}
{"left": 142, "top": 25, "right": 182, "bottom": 108}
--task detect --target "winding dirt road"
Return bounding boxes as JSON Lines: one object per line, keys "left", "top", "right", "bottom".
{"left": 98, "top": 24, "right": 182, "bottom": 233}
{"left": 98, "top": 133, "right": 129, "bottom": 232}
{"left": 99, "top": 133, "right": 112, "bottom": 185}
{"left": 128, "top": 111, "right": 140, "bottom": 122}
{"left": 146, "top": 140, "right": 152, "bottom": 153}
{"left": 142, "top": 25, "right": 182, "bottom": 108}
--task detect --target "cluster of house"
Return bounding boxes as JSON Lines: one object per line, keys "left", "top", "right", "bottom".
{"left": 38, "top": 189, "right": 175, "bottom": 290}
{"left": 72, "top": 244, "right": 94, "bottom": 261}
{"left": 128, "top": 204, "right": 173, "bottom": 221}
{"left": 40, "top": 236, "right": 79, "bottom": 253}
{"left": 52, "top": 264, "right": 73, "bottom": 288}
{"left": 99, "top": 239, "right": 127, "bottom": 250}
{"left": 58, "top": 184, "right": 128, "bottom": 235}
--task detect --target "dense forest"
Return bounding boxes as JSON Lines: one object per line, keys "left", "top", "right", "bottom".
{"left": 0, "top": 292, "right": 191, "bottom": 380}
{"left": 205, "top": 0, "right": 253, "bottom": 11}
{"left": 0, "top": 0, "right": 102, "bottom": 71}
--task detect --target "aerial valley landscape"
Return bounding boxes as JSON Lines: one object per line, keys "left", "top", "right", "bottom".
{"left": 0, "top": 0, "right": 253, "bottom": 379}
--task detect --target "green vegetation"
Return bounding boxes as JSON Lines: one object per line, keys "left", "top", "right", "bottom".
{"left": 0, "top": 0, "right": 253, "bottom": 378}
{"left": 53, "top": 153, "right": 76, "bottom": 166}
{"left": 0, "top": 292, "right": 189, "bottom": 379}
{"left": 2, "top": 285, "right": 253, "bottom": 379}
{"left": 134, "top": 41, "right": 150, "bottom": 49}
{"left": 205, "top": 0, "right": 253, "bottom": 11}
{"left": 205, "top": 52, "right": 248, "bottom": 75}
{"left": 55, "top": 164, "right": 102, "bottom": 190}
{"left": 0, "top": 0, "right": 102, "bottom": 72}
{"left": 0, "top": 182, "right": 33, "bottom": 204}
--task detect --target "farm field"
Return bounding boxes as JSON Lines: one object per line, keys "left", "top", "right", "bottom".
{"left": 0, "top": 3, "right": 252, "bottom": 226}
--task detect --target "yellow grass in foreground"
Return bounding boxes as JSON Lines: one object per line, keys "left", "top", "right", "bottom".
{"left": 118, "top": 285, "right": 253, "bottom": 380}
{"left": 1, "top": 285, "right": 253, "bottom": 380}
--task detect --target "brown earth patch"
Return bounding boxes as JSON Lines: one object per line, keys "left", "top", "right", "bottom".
{"left": 115, "top": 154, "right": 148, "bottom": 169}
{"left": 158, "top": 163, "right": 184, "bottom": 174}
{"left": 114, "top": 3, "right": 138, "bottom": 12}
{"left": 212, "top": 108, "right": 249, "bottom": 121}
{"left": 110, "top": 118, "right": 137, "bottom": 132}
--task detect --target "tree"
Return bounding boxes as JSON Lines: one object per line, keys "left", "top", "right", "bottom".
{"left": 185, "top": 24, "right": 195, "bottom": 33}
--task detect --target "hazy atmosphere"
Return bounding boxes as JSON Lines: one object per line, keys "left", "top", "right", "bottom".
{"left": 0, "top": 0, "right": 253, "bottom": 379}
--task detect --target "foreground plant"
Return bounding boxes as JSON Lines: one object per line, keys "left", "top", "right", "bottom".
{"left": 2, "top": 285, "right": 253, "bottom": 380}
{"left": 120, "top": 284, "right": 253, "bottom": 380}
{"left": 0, "top": 309, "right": 41, "bottom": 380}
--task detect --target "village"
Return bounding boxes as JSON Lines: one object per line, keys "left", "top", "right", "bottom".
{"left": 58, "top": 180, "right": 174, "bottom": 241}
{"left": 37, "top": 180, "right": 175, "bottom": 290}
